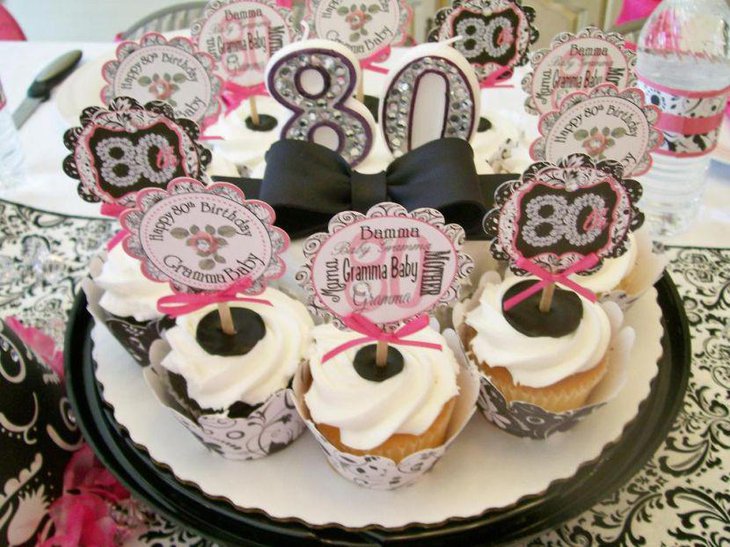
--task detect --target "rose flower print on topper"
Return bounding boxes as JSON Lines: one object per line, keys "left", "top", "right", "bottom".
{"left": 463, "top": 153, "right": 643, "bottom": 438}
{"left": 119, "top": 177, "right": 309, "bottom": 460}
{"left": 294, "top": 202, "right": 479, "bottom": 488}
{"left": 63, "top": 97, "right": 211, "bottom": 206}
{"left": 428, "top": 0, "right": 538, "bottom": 86}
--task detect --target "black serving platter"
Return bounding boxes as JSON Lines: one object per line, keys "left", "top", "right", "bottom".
{"left": 65, "top": 273, "right": 690, "bottom": 546}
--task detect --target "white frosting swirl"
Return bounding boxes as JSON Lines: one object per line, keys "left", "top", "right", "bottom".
{"left": 161, "top": 288, "right": 313, "bottom": 409}
{"left": 305, "top": 324, "right": 459, "bottom": 450}
{"left": 465, "top": 276, "right": 610, "bottom": 389}
{"left": 569, "top": 234, "right": 638, "bottom": 293}
{"left": 94, "top": 245, "right": 172, "bottom": 322}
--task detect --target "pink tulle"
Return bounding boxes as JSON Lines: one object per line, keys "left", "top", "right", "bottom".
{"left": 615, "top": 0, "right": 661, "bottom": 25}
{"left": 5, "top": 316, "right": 64, "bottom": 380}
{"left": 38, "top": 446, "right": 143, "bottom": 546}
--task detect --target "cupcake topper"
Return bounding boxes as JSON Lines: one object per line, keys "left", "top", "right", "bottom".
{"left": 119, "top": 178, "right": 289, "bottom": 335}
{"left": 298, "top": 202, "right": 473, "bottom": 369}
{"left": 101, "top": 32, "right": 223, "bottom": 129}
{"left": 483, "top": 154, "right": 644, "bottom": 313}
{"left": 428, "top": 0, "right": 538, "bottom": 86}
{"left": 306, "top": 0, "right": 412, "bottom": 61}
{"left": 522, "top": 26, "right": 637, "bottom": 116}
{"left": 191, "top": 0, "right": 299, "bottom": 127}
{"left": 530, "top": 83, "right": 663, "bottom": 177}
{"left": 63, "top": 97, "right": 211, "bottom": 207}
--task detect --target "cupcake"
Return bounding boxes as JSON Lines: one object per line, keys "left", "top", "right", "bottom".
{"left": 293, "top": 322, "right": 479, "bottom": 489}
{"left": 84, "top": 245, "right": 174, "bottom": 366}
{"left": 146, "top": 287, "right": 314, "bottom": 460}
{"left": 304, "top": 323, "right": 459, "bottom": 461}
{"left": 461, "top": 274, "right": 611, "bottom": 413}
{"left": 569, "top": 228, "right": 667, "bottom": 309}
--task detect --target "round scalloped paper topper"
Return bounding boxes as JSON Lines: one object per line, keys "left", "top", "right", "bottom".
{"left": 428, "top": 0, "right": 538, "bottom": 83}
{"left": 522, "top": 26, "right": 637, "bottom": 115}
{"left": 101, "top": 33, "right": 223, "bottom": 127}
{"left": 191, "top": 0, "right": 298, "bottom": 88}
{"left": 62, "top": 97, "right": 211, "bottom": 206}
{"left": 307, "top": 0, "right": 412, "bottom": 60}
{"left": 296, "top": 203, "right": 473, "bottom": 330}
{"left": 530, "top": 84, "right": 662, "bottom": 177}
{"left": 483, "top": 154, "right": 644, "bottom": 274}
{"left": 120, "top": 178, "right": 289, "bottom": 294}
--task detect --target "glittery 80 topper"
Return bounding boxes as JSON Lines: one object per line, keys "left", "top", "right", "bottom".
{"left": 428, "top": 0, "right": 538, "bottom": 83}
{"left": 63, "top": 97, "right": 211, "bottom": 206}
{"left": 120, "top": 178, "right": 289, "bottom": 294}
{"left": 483, "top": 154, "right": 644, "bottom": 275}
{"left": 296, "top": 203, "right": 474, "bottom": 331}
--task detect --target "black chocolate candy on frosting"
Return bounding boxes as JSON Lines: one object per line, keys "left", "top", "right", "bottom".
{"left": 478, "top": 117, "right": 493, "bottom": 133}
{"left": 364, "top": 94, "right": 379, "bottom": 122}
{"left": 196, "top": 308, "right": 266, "bottom": 357}
{"left": 354, "top": 344, "right": 404, "bottom": 382}
{"left": 245, "top": 114, "right": 278, "bottom": 132}
{"left": 502, "top": 280, "right": 583, "bottom": 338}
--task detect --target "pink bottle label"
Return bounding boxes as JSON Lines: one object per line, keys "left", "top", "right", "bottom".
{"left": 637, "top": 74, "right": 730, "bottom": 158}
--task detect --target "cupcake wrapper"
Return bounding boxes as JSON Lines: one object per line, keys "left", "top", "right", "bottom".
{"left": 83, "top": 257, "right": 172, "bottom": 367}
{"left": 292, "top": 329, "right": 480, "bottom": 490}
{"left": 145, "top": 339, "right": 305, "bottom": 461}
{"left": 454, "top": 272, "right": 635, "bottom": 440}
{"left": 596, "top": 228, "right": 667, "bottom": 311}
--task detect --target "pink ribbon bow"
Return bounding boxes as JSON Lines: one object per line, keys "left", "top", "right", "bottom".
{"left": 502, "top": 254, "right": 600, "bottom": 311}
{"left": 221, "top": 81, "right": 269, "bottom": 114}
{"left": 480, "top": 65, "right": 514, "bottom": 89}
{"left": 360, "top": 46, "right": 391, "bottom": 75}
{"left": 322, "top": 313, "right": 441, "bottom": 363}
{"left": 156, "top": 277, "right": 273, "bottom": 317}
{"left": 100, "top": 202, "right": 130, "bottom": 251}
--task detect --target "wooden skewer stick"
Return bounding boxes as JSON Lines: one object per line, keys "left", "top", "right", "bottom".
{"left": 356, "top": 78, "right": 364, "bottom": 104}
{"left": 375, "top": 340, "right": 388, "bottom": 367}
{"left": 538, "top": 283, "right": 555, "bottom": 313}
{"left": 248, "top": 96, "right": 260, "bottom": 127}
{"left": 217, "top": 302, "right": 237, "bottom": 335}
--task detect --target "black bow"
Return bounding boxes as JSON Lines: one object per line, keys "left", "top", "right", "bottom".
{"left": 215, "top": 139, "right": 517, "bottom": 239}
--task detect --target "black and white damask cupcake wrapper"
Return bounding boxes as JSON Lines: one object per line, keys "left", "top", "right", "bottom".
{"left": 453, "top": 272, "right": 635, "bottom": 440}
{"left": 83, "top": 256, "right": 172, "bottom": 368}
{"left": 145, "top": 340, "right": 305, "bottom": 461}
{"left": 292, "top": 329, "right": 480, "bottom": 490}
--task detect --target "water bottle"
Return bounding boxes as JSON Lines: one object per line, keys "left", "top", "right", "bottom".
{"left": 0, "top": 76, "right": 24, "bottom": 190}
{"left": 636, "top": 0, "right": 730, "bottom": 238}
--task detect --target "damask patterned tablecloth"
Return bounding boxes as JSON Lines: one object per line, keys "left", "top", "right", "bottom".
{"left": 0, "top": 198, "right": 727, "bottom": 546}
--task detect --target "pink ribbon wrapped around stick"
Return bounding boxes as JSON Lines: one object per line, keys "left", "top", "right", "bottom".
{"left": 100, "top": 202, "right": 130, "bottom": 251}
{"left": 156, "top": 276, "right": 273, "bottom": 317}
{"left": 221, "top": 81, "right": 269, "bottom": 114}
{"left": 502, "top": 253, "right": 600, "bottom": 311}
{"left": 322, "top": 313, "right": 441, "bottom": 363}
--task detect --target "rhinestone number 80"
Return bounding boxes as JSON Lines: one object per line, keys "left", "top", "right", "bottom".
{"left": 380, "top": 43, "right": 480, "bottom": 156}
{"left": 521, "top": 193, "right": 608, "bottom": 249}
{"left": 95, "top": 133, "right": 178, "bottom": 189}
{"left": 266, "top": 44, "right": 375, "bottom": 167}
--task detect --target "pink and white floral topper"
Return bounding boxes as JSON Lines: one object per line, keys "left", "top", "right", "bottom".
{"left": 120, "top": 178, "right": 289, "bottom": 294}
{"left": 101, "top": 33, "right": 223, "bottom": 128}
{"left": 530, "top": 84, "right": 663, "bottom": 177}
{"left": 306, "top": 0, "right": 412, "bottom": 61}
{"left": 522, "top": 26, "right": 637, "bottom": 115}
{"left": 297, "top": 203, "right": 473, "bottom": 330}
